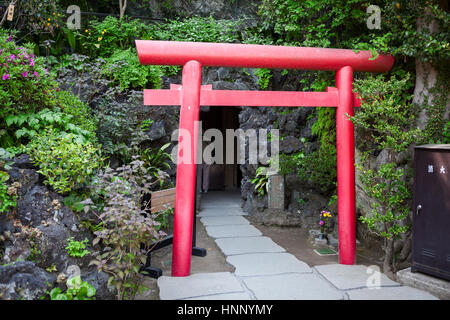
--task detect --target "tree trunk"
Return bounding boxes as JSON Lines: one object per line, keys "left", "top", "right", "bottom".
{"left": 383, "top": 238, "right": 395, "bottom": 280}
{"left": 119, "top": 0, "right": 127, "bottom": 19}
{"left": 413, "top": 5, "right": 450, "bottom": 132}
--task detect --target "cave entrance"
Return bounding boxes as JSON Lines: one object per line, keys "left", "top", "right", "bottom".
{"left": 199, "top": 106, "right": 242, "bottom": 191}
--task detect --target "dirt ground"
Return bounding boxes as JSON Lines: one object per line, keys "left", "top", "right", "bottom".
{"left": 136, "top": 216, "right": 384, "bottom": 300}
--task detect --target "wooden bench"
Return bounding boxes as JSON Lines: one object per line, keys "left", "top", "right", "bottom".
{"left": 150, "top": 187, "right": 176, "bottom": 213}
{"left": 140, "top": 186, "right": 206, "bottom": 279}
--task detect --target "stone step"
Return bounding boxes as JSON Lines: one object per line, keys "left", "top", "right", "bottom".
{"left": 227, "top": 252, "right": 312, "bottom": 276}
{"left": 200, "top": 215, "right": 250, "bottom": 226}
{"left": 242, "top": 273, "right": 344, "bottom": 300}
{"left": 158, "top": 272, "right": 246, "bottom": 300}
{"left": 215, "top": 236, "right": 285, "bottom": 256}
{"left": 205, "top": 224, "right": 262, "bottom": 238}
{"left": 198, "top": 207, "right": 247, "bottom": 217}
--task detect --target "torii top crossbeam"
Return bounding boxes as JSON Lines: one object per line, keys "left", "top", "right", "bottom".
{"left": 136, "top": 40, "right": 394, "bottom": 277}
{"left": 136, "top": 40, "right": 393, "bottom": 72}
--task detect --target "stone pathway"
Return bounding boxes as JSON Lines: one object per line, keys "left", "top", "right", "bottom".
{"left": 157, "top": 191, "right": 439, "bottom": 300}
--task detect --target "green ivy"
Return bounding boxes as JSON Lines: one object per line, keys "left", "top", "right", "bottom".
{"left": 101, "top": 48, "right": 162, "bottom": 90}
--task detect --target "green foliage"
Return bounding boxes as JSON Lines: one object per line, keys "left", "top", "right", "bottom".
{"left": 352, "top": 74, "right": 420, "bottom": 270}
{"left": 0, "top": 171, "right": 16, "bottom": 214}
{"left": 26, "top": 128, "right": 103, "bottom": 194}
{"left": 251, "top": 166, "right": 269, "bottom": 197}
{"left": 278, "top": 151, "right": 304, "bottom": 176}
{"left": 0, "top": 32, "right": 59, "bottom": 147}
{"left": 254, "top": 68, "right": 272, "bottom": 90}
{"left": 55, "top": 90, "right": 97, "bottom": 135}
{"left": 443, "top": 121, "right": 450, "bottom": 144}
{"left": 86, "top": 159, "right": 167, "bottom": 300}
{"left": 258, "top": 0, "right": 449, "bottom": 62}
{"left": 154, "top": 207, "right": 174, "bottom": 231}
{"left": 297, "top": 143, "right": 337, "bottom": 194}
{"left": 140, "top": 143, "right": 173, "bottom": 183}
{"left": 5, "top": 108, "right": 94, "bottom": 144}
{"left": 49, "top": 276, "right": 96, "bottom": 300}
{"left": 101, "top": 48, "right": 162, "bottom": 90}
{"left": 352, "top": 74, "right": 421, "bottom": 153}
{"left": 155, "top": 16, "right": 240, "bottom": 43}
{"left": 357, "top": 162, "right": 410, "bottom": 240}
{"left": 65, "top": 237, "right": 90, "bottom": 258}
{"left": 77, "top": 16, "right": 155, "bottom": 57}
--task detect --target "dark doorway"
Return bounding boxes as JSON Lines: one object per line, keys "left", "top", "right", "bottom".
{"left": 199, "top": 106, "right": 241, "bottom": 190}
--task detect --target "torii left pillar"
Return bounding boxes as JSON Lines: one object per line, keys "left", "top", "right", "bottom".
{"left": 171, "top": 61, "right": 202, "bottom": 276}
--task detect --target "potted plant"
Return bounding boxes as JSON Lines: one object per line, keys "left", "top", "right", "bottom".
{"left": 318, "top": 210, "right": 333, "bottom": 240}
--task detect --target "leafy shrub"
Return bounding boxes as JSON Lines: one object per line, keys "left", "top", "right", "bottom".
{"left": 77, "top": 16, "right": 155, "bottom": 57}
{"left": 278, "top": 151, "right": 305, "bottom": 177}
{"left": 101, "top": 48, "right": 162, "bottom": 90}
{"left": 0, "top": 32, "right": 58, "bottom": 147}
{"left": 5, "top": 108, "right": 94, "bottom": 144}
{"left": 55, "top": 90, "right": 97, "bottom": 135}
{"left": 251, "top": 166, "right": 269, "bottom": 197}
{"left": 86, "top": 158, "right": 168, "bottom": 300}
{"left": 254, "top": 68, "right": 272, "bottom": 90}
{"left": 297, "top": 143, "right": 337, "bottom": 195}
{"left": 0, "top": 171, "right": 16, "bottom": 214}
{"left": 48, "top": 276, "right": 96, "bottom": 300}
{"left": 26, "top": 128, "right": 104, "bottom": 194}
{"left": 65, "top": 237, "right": 90, "bottom": 258}
{"left": 155, "top": 16, "right": 240, "bottom": 43}
{"left": 352, "top": 74, "right": 422, "bottom": 276}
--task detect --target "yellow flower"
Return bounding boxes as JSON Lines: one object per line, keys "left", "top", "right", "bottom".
{"left": 47, "top": 23, "right": 50, "bottom": 27}
{"left": 53, "top": 12, "right": 56, "bottom": 15}
{"left": 48, "top": 18, "right": 51, "bottom": 21}
{"left": 98, "top": 37, "right": 103, "bottom": 41}
{"left": 396, "top": 3, "right": 400, "bottom": 9}
{"left": 85, "top": 29, "right": 88, "bottom": 33}
{"left": 101, "top": 31, "right": 105, "bottom": 35}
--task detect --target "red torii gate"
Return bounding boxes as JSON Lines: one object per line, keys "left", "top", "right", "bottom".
{"left": 136, "top": 40, "right": 394, "bottom": 277}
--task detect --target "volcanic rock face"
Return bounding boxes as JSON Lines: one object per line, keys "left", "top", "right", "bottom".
{"left": 0, "top": 155, "right": 115, "bottom": 300}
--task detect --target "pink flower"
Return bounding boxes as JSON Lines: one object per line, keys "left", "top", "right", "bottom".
{"left": 33, "top": 71, "right": 39, "bottom": 77}
{"left": 6, "top": 35, "right": 12, "bottom": 42}
{"left": 21, "top": 71, "right": 28, "bottom": 78}
{"left": 29, "top": 59, "right": 34, "bottom": 67}
{"left": 2, "top": 74, "right": 10, "bottom": 80}
{"left": 319, "top": 220, "right": 324, "bottom": 226}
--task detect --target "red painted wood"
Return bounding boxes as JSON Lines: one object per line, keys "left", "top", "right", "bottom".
{"left": 171, "top": 61, "right": 202, "bottom": 277}
{"left": 136, "top": 40, "right": 394, "bottom": 72}
{"left": 144, "top": 88, "right": 362, "bottom": 107}
{"left": 336, "top": 66, "right": 356, "bottom": 265}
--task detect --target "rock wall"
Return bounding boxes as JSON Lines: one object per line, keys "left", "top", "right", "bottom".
{"left": 0, "top": 155, "right": 115, "bottom": 300}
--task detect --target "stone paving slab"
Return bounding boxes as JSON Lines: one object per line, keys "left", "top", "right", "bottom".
{"left": 314, "top": 264, "right": 400, "bottom": 290}
{"left": 185, "top": 292, "right": 253, "bottom": 300}
{"left": 227, "top": 253, "right": 312, "bottom": 276}
{"left": 201, "top": 216, "right": 250, "bottom": 226}
{"left": 215, "top": 236, "right": 286, "bottom": 256}
{"left": 346, "top": 286, "right": 439, "bottom": 300}
{"left": 243, "top": 273, "right": 344, "bottom": 300}
{"left": 206, "top": 224, "right": 262, "bottom": 239}
{"left": 199, "top": 207, "right": 248, "bottom": 217}
{"left": 202, "top": 203, "right": 242, "bottom": 209}
{"left": 158, "top": 272, "right": 245, "bottom": 300}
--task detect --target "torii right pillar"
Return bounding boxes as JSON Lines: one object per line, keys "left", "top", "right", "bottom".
{"left": 336, "top": 66, "right": 356, "bottom": 265}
